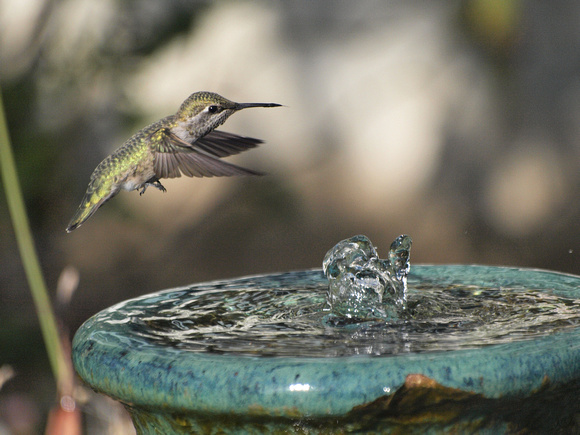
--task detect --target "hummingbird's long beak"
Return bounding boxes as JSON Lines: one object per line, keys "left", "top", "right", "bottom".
{"left": 235, "top": 102, "right": 282, "bottom": 110}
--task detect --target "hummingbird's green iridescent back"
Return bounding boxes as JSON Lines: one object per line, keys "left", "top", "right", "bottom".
{"left": 66, "top": 92, "right": 281, "bottom": 232}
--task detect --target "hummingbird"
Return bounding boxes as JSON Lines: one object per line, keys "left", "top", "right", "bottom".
{"left": 66, "top": 91, "right": 281, "bottom": 232}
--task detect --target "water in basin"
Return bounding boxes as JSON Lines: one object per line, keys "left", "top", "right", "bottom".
{"left": 98, "top": 235, "right": 580, "bottom": 358}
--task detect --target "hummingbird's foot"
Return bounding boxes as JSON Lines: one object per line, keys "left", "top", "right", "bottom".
{"left": 140, "top": 179, "right": 167, "bottom": 196}
{"left": 151, "top": 179, "right": 167, "bottom": 193}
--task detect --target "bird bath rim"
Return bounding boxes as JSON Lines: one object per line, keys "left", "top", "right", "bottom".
{"left": 72, "top": 264, "right": 580, "bottom": 417}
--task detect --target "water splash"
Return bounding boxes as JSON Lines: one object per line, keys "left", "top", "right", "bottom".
{"left": 322, "top": 235, "right": 412, "bottom": 320}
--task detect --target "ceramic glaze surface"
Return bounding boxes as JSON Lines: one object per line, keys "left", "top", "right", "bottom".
{"left": 72, "top": 265, "right": 580, "bottom": 421}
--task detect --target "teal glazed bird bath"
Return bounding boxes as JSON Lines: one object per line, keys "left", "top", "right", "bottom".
{"left": 72, "top": 265, "right": 580, "bottom": 433}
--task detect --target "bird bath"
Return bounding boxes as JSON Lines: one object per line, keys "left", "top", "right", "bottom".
{"left": 72, "top": 236, "right": 580, "bottom": 433}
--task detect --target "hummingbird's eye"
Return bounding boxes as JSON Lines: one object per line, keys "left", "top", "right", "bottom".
{"left": 207, "top": 105, "right": 219, "bottom": 113}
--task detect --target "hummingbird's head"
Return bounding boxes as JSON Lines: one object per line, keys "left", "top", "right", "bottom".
{"left": 176, "top": 91, "right": 281, "bottom": 137}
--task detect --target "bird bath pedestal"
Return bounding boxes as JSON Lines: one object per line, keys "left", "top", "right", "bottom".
{"left": 72, "top": 265, "right": 580, "bottom": 433}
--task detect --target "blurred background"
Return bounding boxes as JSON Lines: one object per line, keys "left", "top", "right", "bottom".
{"left": 1, "top": 0, "right": 579, "bottom": 432}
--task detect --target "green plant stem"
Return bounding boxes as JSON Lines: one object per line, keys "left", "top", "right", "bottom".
{"left": 0, "top": 86, "right": 67, "bottom": 390}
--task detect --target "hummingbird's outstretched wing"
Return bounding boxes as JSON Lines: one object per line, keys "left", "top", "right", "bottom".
{"left": 152, "top": 128, "right": 264, "bottom": 179}
{"left": 193, "top": 130, "right": 263, "bottom": 157}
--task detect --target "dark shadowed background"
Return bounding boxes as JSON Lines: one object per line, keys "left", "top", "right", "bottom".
{"left": 1, "top": 0, "right": 579, "bottom": 432}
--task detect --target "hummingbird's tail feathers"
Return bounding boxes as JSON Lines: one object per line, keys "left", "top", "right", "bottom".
{"left": 193, "top": 131, "right": 263, "bottom": 157}
{"left": 66, "top": 188, "right": 115, "bottom": 232}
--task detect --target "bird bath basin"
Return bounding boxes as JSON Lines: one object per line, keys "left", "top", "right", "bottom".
{"left": 72, "top": 239, "right": 580, "bottom": 433}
